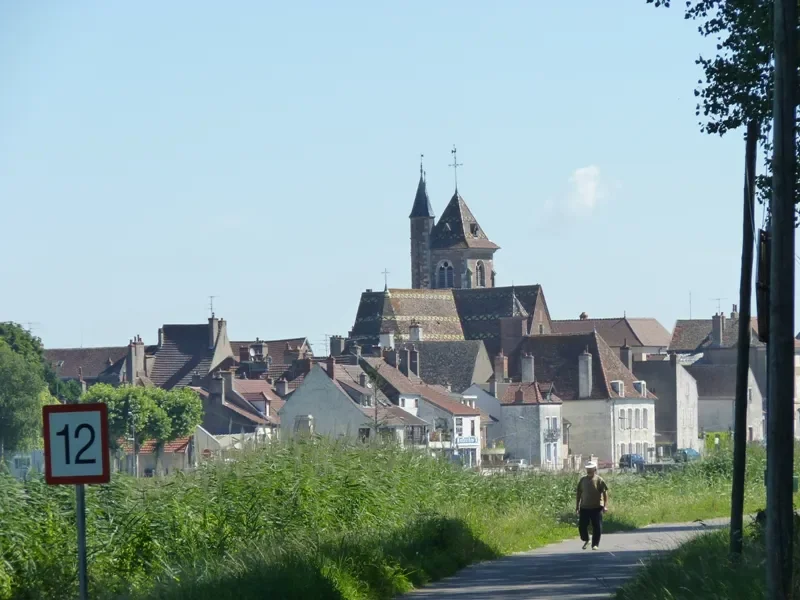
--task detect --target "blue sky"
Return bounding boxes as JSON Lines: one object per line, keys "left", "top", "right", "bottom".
{"left": 1, "top": 2, "right": 795, "bottom": 351}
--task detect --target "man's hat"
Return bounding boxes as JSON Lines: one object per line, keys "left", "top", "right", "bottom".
{"left": 585, "top": 461, "right": 597, "bottom": 470}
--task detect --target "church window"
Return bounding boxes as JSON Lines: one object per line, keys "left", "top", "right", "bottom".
{"left": 437, "top": 261, "right": 455, "bottom": 288}
{"left": 476, "top": 261, "right": 486, "bottom": 287}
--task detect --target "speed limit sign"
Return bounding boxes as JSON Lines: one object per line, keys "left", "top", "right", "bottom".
{"left": 43, "top": 403, "right": 110, "bottom": 485}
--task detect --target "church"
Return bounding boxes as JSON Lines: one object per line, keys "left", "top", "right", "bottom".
{"left": 348, "top": 159, "right": 553, "bottom": 358}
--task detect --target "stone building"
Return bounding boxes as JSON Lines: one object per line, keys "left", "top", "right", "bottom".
{"left": 409, "top": 164, "right": 499, "bottom": 290}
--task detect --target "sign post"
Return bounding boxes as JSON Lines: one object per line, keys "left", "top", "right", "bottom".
{"left": 43, "top": 403, "right": 110, "bottom": 600}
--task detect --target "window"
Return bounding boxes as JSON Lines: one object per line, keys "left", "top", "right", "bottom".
{"left": 13, "top": 457, "right": 30, "bottom": 470}
{"left": 627, "top": 409, "right": 633, "bottom": 429}
{"left": 620, "top": 443, "right": 626, "bottom": 458}
{"left": 643, "top": 408, "right": 648, "bottom": 430}
{"left": 476, "top": 261, "right": 486, "bottom": 287}
{"left": 470, "top": 419, "right": 476, "bottom": 436}
{"left": 414, "top": 398, "right": 418, "bottom": 408}
{"left": 643, "top": 442, "right": 649, "bottom": 458}
{"left": 294, "top": 415, "right": 314, "bottom": 436}
{"left": 437, "top": 261, "right": 455, "bottom": 288}
{"left": 635, "top": 442, "right": 642, "bottom": 455}
{"left": 400, "top": 398, "right": 405, "bottom": 408}
{"left": 628, "top": 442, "right": 633, "bottom": 454}
{"left": 455, "top": 417, "right": 463, "bottom": 437}
{"left": 748, "top": 387, "right": 753, "bottom": 404}
{"left": 546, "top": 443, "right": 552, "bottom": 462}
{"left": 538, "top": 324, "right": 544, "bottom": 334}
{"left": 470, "top": 222, "right": 479, "bottom": 236}
{"left": 634, "top": 408, "right": 641, "bottom": 429}
{"left": 358, "top": 427, "right": 371, "bottom": 442}
{"left": 619, "top": 409, "right": 625, "bottom": 428}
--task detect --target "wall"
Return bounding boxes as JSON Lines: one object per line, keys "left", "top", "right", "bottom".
{"left": 561, "top": 400, "right": 612, "bottom": 463}
{"left": 468, "top": 385, "right": 502, "bottom": 444}
{"left": 279, "top": 366, "right": 368, "bottom": 440}
{"left": 697, "top": 370, "right": 764, "bottom": 442}
{"left": 539, "top": 403, "right": 563, "bottom": 469}
{"left": 611, "top": 399, "right": 657, "bottom": 463}
{"left": 675, "top": 364, "right": 700, "bottom": 450}
{"left": 501, "top": 404, "right": 542, "bottom": 464}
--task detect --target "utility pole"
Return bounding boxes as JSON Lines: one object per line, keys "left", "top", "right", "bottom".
{"left": 730, "top": 120, "right": 759, "bottom": 555}
{"left": 767, "top": 0, "right": 796, "bottom": 596}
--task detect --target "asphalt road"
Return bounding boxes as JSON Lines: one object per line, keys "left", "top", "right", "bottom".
{"left": 400, "top": 520, "right": 727, "bottom": 600}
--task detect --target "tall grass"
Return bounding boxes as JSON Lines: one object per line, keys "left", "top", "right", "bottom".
{"left": 0, "top": 441, "right": 766, "bottom": 600}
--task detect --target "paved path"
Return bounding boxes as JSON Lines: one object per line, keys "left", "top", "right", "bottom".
{"left": 401, "top": 520, "right": 727, "bottom": 599}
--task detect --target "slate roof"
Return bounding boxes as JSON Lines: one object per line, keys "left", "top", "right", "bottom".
{"left": 513, "top": 332, "right": 657, "bottom": 401}
{"left": 409, "top": 171, "right": 434, "bottom": 218}
{"left": 232, "top": 379, "right": 285, "bottom": 414}
{"left": 685, "top": 364, "right": 738, "bottom": 397}
{"left": 551, "top": 317, "right": 671, "bottom": 349}
{"left": 430, "top": 191, "right": 499, "bottom": 250}
{"left": 412, "top": 340, "right": 487, "bottom": 393}
{"left": 150, "top": 324, "right": 234, "bottom": 390}
{"left": 45, "top": 347, "right": 127, "bottom": 380}
{"left": 349, "top": 285, "right": 549, "bottom": 354}
{"left": 362, "top": 357, "right": 481, "bottom": 416}
{"left": 669, "top": 318, "right": 763, "bottom": 353}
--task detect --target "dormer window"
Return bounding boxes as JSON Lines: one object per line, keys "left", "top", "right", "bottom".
{"left": 470, "top": 222, "right": 479, "bottom": 236}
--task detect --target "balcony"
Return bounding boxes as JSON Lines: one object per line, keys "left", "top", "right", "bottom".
{"left": 543, "top": 428, "right": 562, "bottom": 443}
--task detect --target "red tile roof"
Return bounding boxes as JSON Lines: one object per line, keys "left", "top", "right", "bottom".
{"left": 497, "top": 381, "right": 562, "bottom": 405}
{"left": 120, "top": 437, "right": 191, "bottom": 454}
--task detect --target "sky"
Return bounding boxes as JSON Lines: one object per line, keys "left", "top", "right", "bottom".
{"left": 1, "top": 2, "right": 797, "bottom": 353}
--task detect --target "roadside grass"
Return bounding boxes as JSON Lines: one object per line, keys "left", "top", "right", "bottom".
{"left": 0, "top": 440, "right": 767, "bottom": 600}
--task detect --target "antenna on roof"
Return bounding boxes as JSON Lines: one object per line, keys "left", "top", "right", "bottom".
{"left": 208, "top": 296, "right": 217, "bottom": 317}
{"left": 711, "top": 297, "right": 727, "bottom": 314}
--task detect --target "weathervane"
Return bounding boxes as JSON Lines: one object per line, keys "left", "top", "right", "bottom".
{"left": 449, "top": 145, "right": 462, "bottom": 191}
{"left": 420, "top": 153, "right": 424, "bottom": 177}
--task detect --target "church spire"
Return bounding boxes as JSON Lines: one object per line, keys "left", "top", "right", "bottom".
{"left": 409, "top": 154, "right": 434, "bottom": 219}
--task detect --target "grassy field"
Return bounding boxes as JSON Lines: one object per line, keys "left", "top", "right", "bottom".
{"left": 0, "top": 441, "right": 766, "bottom": 600}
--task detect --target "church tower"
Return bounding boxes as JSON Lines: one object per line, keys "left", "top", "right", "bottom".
{"left": 409, "top": 161, "right": 434, "bottom": 289}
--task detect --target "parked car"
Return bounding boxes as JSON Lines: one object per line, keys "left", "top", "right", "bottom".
{"left": 619, "top": 454, "right": 645, "bottom": 471}
{"left": 505, "top": 459, "right": 530, "bottom": 472}
{"left": 674, "top": 448, "right": 701, "bottom": 463}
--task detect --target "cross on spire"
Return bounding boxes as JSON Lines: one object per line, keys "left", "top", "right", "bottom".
{"left": 382, "top": 268, "right": 390, "bottom": 290}
{"left": 420, "top": 153, "right": 424, "bottom": 177}
{"left": 449, "top": 145, "right": 462, "bottom": 191}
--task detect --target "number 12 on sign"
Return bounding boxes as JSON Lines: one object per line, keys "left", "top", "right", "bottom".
{"left": 44, "top": 403, "right": 110, "bottom": 485}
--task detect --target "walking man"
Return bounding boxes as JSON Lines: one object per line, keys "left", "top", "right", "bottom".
{"left": 576, "top": 461, "right": 608, "bottom": 550}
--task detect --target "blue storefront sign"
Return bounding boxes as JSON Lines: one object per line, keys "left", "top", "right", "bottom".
{"left": 455, "top": 436, "right": 478, "bottom": 445}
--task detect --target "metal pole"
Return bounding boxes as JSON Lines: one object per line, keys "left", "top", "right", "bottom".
{"left": 76, "top": 483, "right": 88, "bottom": 600}
{"left": 767, "top": 0, "right": 796, "bottom": 595}
{"left": 730, "top": 120, "right": 759, "bottom": 555}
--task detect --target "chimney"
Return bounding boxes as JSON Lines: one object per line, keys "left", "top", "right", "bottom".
{"left": 520, "top": 353, "right": 535, "bottom": 383}
{"left": 359, "top": 372, "right": 368, "bottom": 387}
{"left": 579, "top": 312, "right": 588, "bottom": 320}
{"left": 379, "top": 331, "right": 395, "bottom": 350}
{"left": 208, "top": 315, "right": 219, "bottom": 349}
{"left": 330, "top": 336, "right": 346, "bottom": 356}
{"left": 730, "top": 304, "right": 739, "bottom": 319}
{"left": 444, "top": 383, "right": 451, "bottom": 392}
{"left": 239, "top": 345, "right": 251, "bottom": 363}
{"left": 515, "top": 388, "right": 525, "bottom": 403}
{"left": 711, "top": 313, "right": 726, "bottom": 347}
{"left": 409, "top": 345, "right": 420, "bottom": 377}
{"left": 386, "top": 349, "right": 399, "bottom": 368}
{"left": 275, "top": 378, "right": 289, "bottom": 397}
{"left": 399, "top": 347, "right": 411, "bottom": 376}
{"left": 578, "top": 348, "right": 593, "bottom": 398}
{"left": 220, "top": 369, "right": 233, "bottom": 393}
{"left": 326, "top": 356, "right": 336, "bottom": 379}
{"left": 619, "top": 340, "right": 633, "bottom": 371}
{"left": 409, "top": 322, "right": 424, "bottom": 342}
{"left": 191, "top": 371, "right": 202, "bottom": 387}
{"left": 158, "top": 327, "right": 164, "bottom": 348}
{"left": 670, "top": 353, "right": 678, "bottom": 367}
{"left": 493, "top": 351, "right": 508, "bottom": 383}
{"left": 126, "top": 336, "right": 146, "bottom": 383}
{"left": 209, "top": 373, "right": 225, "bottom": 403}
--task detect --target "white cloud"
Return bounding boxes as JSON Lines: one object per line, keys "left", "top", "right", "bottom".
{"left": 566, "top": 165, "right": 602, "bottom": 217}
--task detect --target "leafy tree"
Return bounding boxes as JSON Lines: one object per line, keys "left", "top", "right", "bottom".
{"left": 0, "top": 341, "right": 46, "bottom": 458}
{"left": 0, "top": 321, "right": 72, "bottom": 401}
{"left": 55, "top": 379, "right": 83, "bottom": 404}
{"left": 647, "top": 0, "right": 799, "bottom": 222}
{"left": 81, "top": 384, "right": 202, "bottom": 451}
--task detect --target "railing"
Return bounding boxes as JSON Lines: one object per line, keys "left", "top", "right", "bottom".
{"left": 543, "top": 428, "right": 561, "bottom": 443}
{"left": 428, "top": 431, "right": 452, "bottom": 442}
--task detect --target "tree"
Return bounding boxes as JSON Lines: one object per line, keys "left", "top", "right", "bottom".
{"left": 647, "top": 0, "right": 800, "bottom": 222}
{"left": 0, "top": 341, "right": 47, "bottom": 458}
{"left": 81, "top": 384, "right": 202, "bottom": 451}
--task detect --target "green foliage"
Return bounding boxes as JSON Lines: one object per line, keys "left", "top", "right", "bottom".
{"left": 55, "top": 379, "right": 83, "bottom": 404}
{"left": 704, "top": 430, "right": 734, "bottom": 453}
{"left": 0, "top": 321, "right": 72, "bottom": 402}
{"left": 81, "top": 384, "right": 202, "bottom": 450}
{"left": 0, "top": 341, "right": 47, "bottom": 456}
{"left": 0, "top": 440, "right": 766, "bottom": 600}
{"left": 647, "top": 0, "right": 800, "bottom": 221}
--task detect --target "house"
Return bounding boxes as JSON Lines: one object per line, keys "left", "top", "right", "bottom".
{"left": 188, "top": 370, "right": 272, "bottom": 438}
{"left": 361, "top": 355, "right": 484, "bottom": 467}
{"left": 117, "top": 436, "right": 194, "bottom": 477}
{"left": 469, "top": 355, "right": 563, "bottom": 470}
{"left": 278, "top": 362, "right": 428, "bottom": 446}
{"left": 685, "top": 363, "right": 765, "bottom": 442}
{"left": 506, "top": 331, "right": 657, "bottom": 467}
{"left": 5, "top": 450, "right": 45, "bottom": 480}
{"left": 149, "top": 316, "right": 235, "bottom": 390}
{"left": 231, "top": 337, "right": 313, "bottom": 367}
{"left": 551, "top": 315, "right": 671, "bottom": 358}
{"left": 45, "top": 344, "right": 133, "bottom": 388}
{"left": 632, "top": 355, "right": 701, "bottom": 457}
